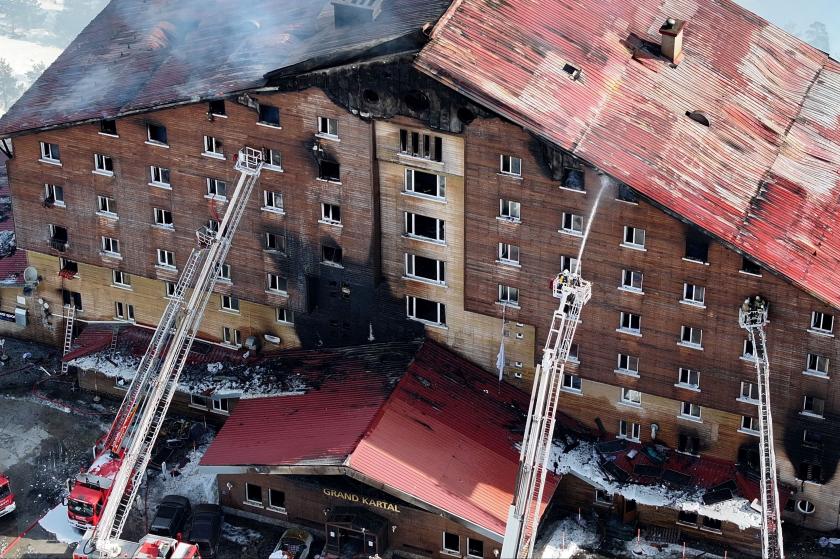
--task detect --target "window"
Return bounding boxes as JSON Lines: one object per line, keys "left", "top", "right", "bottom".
{"left": 466, "top": 538, "right": 483, "bottom": 559}
{"left": 146, "top": 123, "right": 167, "bottom": 145}
{"left": 568, "top": 343, "right": 579, "bottom": 363}
{"left": 797, "top": 463, "right": 822, "bottom": 484}
{"left": 258, "top": 104, "right": 280, "bottom": 127}
{"left": 112, "top": 270, "right": 130, "bottom": 288}
{"left": 153, "top": 208, "right": 173, "bottom": 227}
{"left": 498, "top": 285, "right": 520, "bottom": 306}
{"left": 561, "top": 255, "right": 578, "bottom": 273}
{"left": 442, "top": 532, "right": 459, "bottom": 554}
{"left": 62, "top": 289, "right": 83, "bottom": 311}
{"left": 499, "top": 199, "right": 521, "bottom": 222}
{"left": 682, "top": 284, "right": 705, "bottom": 305}
{"left": 622, "top": 226, "right": 646, "bottom": 249}
{"left": 806, "top": 354, "right": 829, "bottom": 376}
{"left": 267, "top": 273, "right": 288, "bottom": 294}
{"left": 619, "top": 420, "right": 640, "bottom": 441}
{"left": 741, "top": 257, "right": 761, "bottom": 275}
{"left": 321, "top": 203, "right": 341, "bottom": 225}
{"left": 97, "top": 195, "right": 116, "bottom": 215}
{"left": 265, "top": 149, "right": 282, "bottom": 169}
{"left": 206, "top": 219, "right": 220, "bottom": 235}
{"left": 276, "top": 307, "right": 294, "bottom": 324}
{"left": 803, "top": 430, "right": 823, "bottom": 448}
{"left": 190, "top": 394, "right": 209, "bottom": 409}
{"left": 594, "top": 489, "right": 613, "bottom": 504}
{"left": 165, "top": 282, "right": 176, "bottom": 298}
{"left": 318, "top": 160, "right": 341, "bottom": 182}
{"left": 263, "top": 190, "right": 284, "bottom": 212}
{"left": 44, "top": 184, "right": 64, "bottom": 206}
{"left": 739, "top": 382, "right": 758, "bottom": 403}
{"left": 59, "top": 258, "right": 78, "bottom": 277}
{"left": 405, "top": 169, "right": 445, "bottom": 199}
{"left": 268, "top": 489, "right": 285, "bottom": 511}
{"left": 245, "top": 483, "right": 262, "bottom": 505}
{"left": 562, "top": 373, "right": 581, "bottom": 392}
{"left": 406, "top": 296, "right": 446, "bottom": 326}
{"left": 678, "top": 434, "right": 700, "bottom": 455}
{"left": 100, "top": 119, "right": 117, "bottom": 135}
{"left": 680, "top": 401, "right": 701, "bottom": 420}
{"left": 150, "top": 166, "right": 170, "bottom": 186}
{"left": 40, "top": 142, "right": 60, "bottom": 162}
{"left": 49, "top": 224, "right": 68, "bottom": 250}
{"left": 321, "top": 245, "right": 343, "bottom": 266}
{"left": 680, "top": 326, "right": 702, "bottom": 348}
{"left": 700, "top": 517, "right": 722, "bottom": 533}
{"left": 803, "top": 396, "right": 825, "bottom": 418}
{"left": 500, "top": 154, "right": 522, "bottom": 176}
{"left": 810, "top": 311, "right": 834, "bottom": 334}
{"left": 317, "top": 116, "right": 338, "bottom": 137}
{"left": 399, "top": 129, "right": 443, "bottom": 162}
{"left": 677, "top": 368, "right": 699, "bottom": 389}
{"left": 157, "top": 249, "right": 175, "bottom": 268}
{"left": 621, "top": 388, "right": 641, "bottom": 406}
{"left": 221, "top": 295, "right": 239, "bottom": 312}
{"left": 498, "top": 243, "right": 520, "bottom": 265}
{"left": 222, "top": 326, "right": 241, "bottom": 347}
{"left": 203, "top": 135, "right": 223, "bottom": 156}
{"left": 217, "top": 263, "right": 231, "bottom": 281}
{"left": 114, "top": 302, "right": 134, "bottom": 321}
{"left": 405, "top": 254, "right": 445, "bottom": 284}
{"left": 684, "top": 229, "right": 709, "bottom": 263}
{"left": 740, "top": 415, "right": 758, "bottom": 434}
{"left": 617, "top": 354, "right": 639, "bottom": 376}
{"left": 561, "top": 212, "right": 583, "bottom": 235}
{"left": 206, "top": 178, "right": 227, "bottom": 199}
{"left": 212, "top": 397, "right": 230, "bottom": 413}
{"left": 796, "top": 500, "right": 816, "bottom": 514}
{"left": 616, "top": 183, "right": 638, "bottom": 203}
{"left": 561, "top": 154, "right": 584, "bottom": 191}
{"left": 405, "top": 212, "right": 445, "bottom": 242}
{"left": 621, "top": 270, "right": 643, "bottom": 292}
{"left": 619, "top": 312, "right": 640, "bottom": 334}
{"left": 677, "top": 511, "right": 698, "bottom": 526}
{"left": 208, "top": 99, "right": 225, "bottom": 116}
{"left": 101, "top": 236, "right": 120, "bottom": 255}
{"left": 94, "top": 153, "right": 114, "bottom": 174}
{"left": 265, "top": 232, "right": 286, "bottom": 253}
{"left": 742, "top": 339, "right": 756, "bottom": 360}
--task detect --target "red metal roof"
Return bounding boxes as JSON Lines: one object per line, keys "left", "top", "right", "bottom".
{"left": 416, "top": 0, "right": 840, "bottom": 309}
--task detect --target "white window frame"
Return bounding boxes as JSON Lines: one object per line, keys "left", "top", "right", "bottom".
{"left": 267, "top": 273, "right": 288, "bottom": 295}
{"left": 466, "top": 538, "right": 484, "bottom": 559}
{"left": 619, "top": 419, "right": 641, "bottom": 442}
{"left": 442, "top": 532, "right": 460, "bottom": 555}
{"left": 112, "top": 270, "right": 131, "bottom": 288}
{"left": 221, "top": 326, "right": 241, "bottom": 348}
{"left": 742, "top": 338, "right": 756, "bottom": 360}
{"left": 805, "top": 353, "right": 830, "bottom": 378}
{"left": 156, "top": 249, "right": 175, "bottom": 269}
{"left": 594, "top": 489, "right": 613, "bottom": 505}
{"left": 203, "top": 135, "right": 224, "bottom": 157}
{"left": 802, "top": 395, "right": 825, "bottom": 418}
{"left": 94, "top": 153, "right": 114, "bottom": 175}
{"left": 682, "top": 283, "right": 706, "bottom": 306}
{"left": 101, "top": 236, "right": 120, "bottom": 256}
{"left": 406, "top": 295, "right": 446, "bottom": 327}
{"left": 276, "top": 307, "right": 294, "bottom": 324}
{"left": 165, "top": 281, "right": 177, "bottom": 298}
{"left": 620, "top": 388, "right": 641, "bottom": 407}
{"left": 680, "top": 401, "right": 702, "bottom": 421}
{"left": 739, "top": 381, "right": 758, "bottom": 404}
{"left": 321, "top": 203, "right": 341, "bottom": 225}
{"left": 616, "top": 354, "right": 639, "bottom": 377}
{"left": 97, "top": 195, "right": 116, "bottom": 216}
{"left": 317, "top": 116, "right": 339, "bottom": 138}
{"left": 265, "top": 232, "right": 286, "bottom": 253}
{"left": 620, "top": 269, "right": 643, "bottom": 293}
{"left": 679, "top": 325, "right": 703, "bottom": 349}
{"left": 146, "top": 123, "right": 168, "bottom": 146}
{"left": 221, "top": 294, "right": 240, "bottom": 313}
{"left": 150, "top": 165, "right": 171, "bottom": 188}
{"left": 561, "top": 373, "right": 581, "bottom": 393}
{"left": 499, "top": 199, "right": 521, "bottom": 222}
{"left": 217, "top": 263, "right": 231, "bottom": 282}
{"left": 153, "top": 207, "right": 173, "bottom": 228}
{"left": 265, "top": 149, "right": 283, "bottom": 170}
{"left": 405, "top": 253, "right": 446, "bottom": 285}
{"left": 39, "top": 141, "right": 60, "bottom": 163}
{"left": 189, "top": 394, "right": 209, "bottom": 409}
{"left": 498, "top": 243, "right": 520, "bottom": 266}
{"left": 676, "top": 367, "right": 700, "bottom": 390}
{"left": 206, "top": 178, "right": 227, "bottom": 200}
{"left": 498, "top": 284, "right": 520, "bottom": 307}
{"left": 262, "top": 190, "right": 284, "bottom": 213}
{"left": 561, "top": 255, "right": 578, "bottom": 274}
{"left": 114, "top": 301, "right": 135, "bottom": 322}
{"left": 44, "top": 183, "right": 65, "bottom": 207}
{"left": 810, "top": 311, "right": 834, "bottom": 335}
{"left": 405, "top": 168, "right": 446, "bottom": 200}
{"left": 560, "top": 212, "right": 583, "bottom": 236}
{"left": 500, "top": 154, "right": 522, "bottom": 176}
{"left": 404, "top": 212, "right": 445, "bottom": 243}
{"left": 622, "top": 226, "right": 646, "bottom": 250}
{"left": 740, "top": 415, "right": 759, "bottom": 435}
{"left": 618, "top": 312, "right": 641, "bottom": 335}
{"left": 268, "top": 488, "right": 286, "bottom": 513}
{"left": 211, "top": 397, "right": 230, "bottom": 414}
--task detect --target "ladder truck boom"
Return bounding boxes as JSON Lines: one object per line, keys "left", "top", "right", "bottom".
{"left": 739, "top": 296, "right": 784, "bottom": 559}
{"left": 72, "top": 148, "right": 264, "bottom": 558}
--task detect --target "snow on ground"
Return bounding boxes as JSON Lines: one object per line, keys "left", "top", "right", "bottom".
{"left": 39, "top": 503, "right": 84, "bottom": 544}
{"left": 0, "top": 230, "right": 15, "bottom": 259}
{"left": 551, "top": 441, "right": 761, "bottom": 530}
{"left": 146, "top": 444, "right": 218, "bottom": 510}
{"left": 0, "top": 36, "right": 61, "bottom": 74}
{"left": 1, "top": 392, "right": 72, "bottom": 414}
{"left": 537, "top": 516, "right": 599, "bottom": 559}
{"left": 623, "top": 537, "right": 726, "bottom": 558}
{"left": 222, "top": 523, "right": 263, "bottom": 546}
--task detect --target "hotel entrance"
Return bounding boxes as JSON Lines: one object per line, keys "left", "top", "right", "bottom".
{"left": 324, "top": 507, "right": 388, "bottom": 558}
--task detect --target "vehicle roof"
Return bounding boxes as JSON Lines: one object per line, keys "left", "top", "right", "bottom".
{"left": 159, "top": 495, "right": 191, "bottom": 507}
{"left": 69, "top": 483, "right": 103, "bottom": 503}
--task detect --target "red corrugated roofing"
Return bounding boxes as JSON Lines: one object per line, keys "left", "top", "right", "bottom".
{"left": 416, "top": 0, "right": 840, "bottom": 309}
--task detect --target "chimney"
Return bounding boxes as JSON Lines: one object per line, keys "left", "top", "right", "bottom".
{"left": 659, "top": 18, "right": 686, "bottom": 64}
{"left": 332, "top": 0, "right": 384, "bottom": 27}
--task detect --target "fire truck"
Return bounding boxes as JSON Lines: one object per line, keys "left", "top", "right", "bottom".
{"left": 72, "top": 534, "right": 199, "bottom": 559}
{"left": 0, "top": 474, "right": 15, "bottom": 518}
{"left": 66, "top": 452, "right": 122, "bottom": 529}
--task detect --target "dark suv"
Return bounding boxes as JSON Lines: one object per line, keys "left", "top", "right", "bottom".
{"left": 184, "top": 503, "right": 223, "bottom": 559}
{"left": 149, "top": 495, "right": 191, "bottom": 538}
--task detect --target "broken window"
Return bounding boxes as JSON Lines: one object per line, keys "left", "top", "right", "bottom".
{"left": 190, "top": 394, "right": 209, "bottom": 409}
{"left": 406, "top": 296, "right": 446, "bottom": 326}
{"left": 562, "top": 373, "right": 581, "bottom": 392}
{"left": 561, "top": 255, "right": 578, "bottom": 273}
{"left": 405, "top": 254, "right": 445, "bottom": 284}
{"left": 741, "top": 256, "right": 761, "bottom": 275}
{"left": 622, "top": 226, "right": 645, "bottom": 248}
{"left": 405, "top": 168, "right": 444, "bottom": 198}
{"left": 44, "top": 183, "right": 64, "bottom": 207}
{"left": 569, "top": 343, "right": 579, "bottom": 362}
{"left": 742, "top": 338, "right": 755, "bottom": 359}
{"left": 405, "top": 212, "right": 445, "bottom": 242}
{"left": 621, "top": 270, "right": 643, "bottom": 291}
{"left": 49, "top": 224, "right": 68, "bottom": 251}
{"left": 222, "top": 327, "right": 241, "bottom": 348}
{"left": 100, "top": 119, "right": 117, "bottom": 136}
{"left": 797, "top": 462, "right": 823, "bottom": 484}
{"left": 499, "top": 199, "right": 521, "bottom": 221}
{"left": 616, "top": 183, "right": 638, "bottom": 203}
{"left": 684, "top": 229, "right": 710, "bottom": 263}
{"left": 112, "top": 270, "right": 130, "bottom": 287}
{"left": 258, "top": 104, "right": 280, "bottom": 127}
{"left": 699, "top": 517, "right": 722, "bottom": 532}
{"left": 97, "top": 195, "right": 116, "bottom": 215}
{"left": 101, "top": 236, "right": 120, "bottom": 255}
{"left": 203, "top": 135, "right": 223, "bottom": 156}
{"left": 619, "top": 311, "right": 640, "bottom": 334}
{"left": 321, "top": 203, "right": 341, "bottom": 225}
{"left": 620, "top": 388, "right": 641, "bottom": 405}
{"left": 40, "top": 142, "right": 60, "bottom": 162}
{"left": 619, "top": 420, "right": 640, "bottom": 441}
{"left": 498, "top": 243, "right": 520, "bottom": 265}
{"left": 466, "top": 539, "right": 483, "bottom": 559}
{"left": 561, "top": 212, "right": 583, "bottom": 235}
{"left": 442, "top": 533, "right": 460, "bottom": 555}
{"left": 165, "top": 282, "right": 176, "bottom": 298}
{"left": 594, "top": 490, "right": 612, "bottom": 505}
{"left": 146, "top": 123, "right": 167, "bottom": 145}
{"left": 802, "top": 395, "right": 825, "bottom": 417}
{"left": 263, "top": 190, "right": 283, "bottom": 212}
{"left": 680, "top": 325, "right": 702, "bottom": 348}
{"left": 217, "top": 263, "right": 231, "bottom": 281}
{"left": 500, "top": 154, "right": 522, "bottom": 176}
{"left": 318, "top": 160, "right": 341, "bottom": 182}
{"left": 680, "top": 401, "right": 701, "bottom": 419}
{"left": 806, "top": 354, "right": 830, "bottom": 376}
{"left": 206, "top": 178, "right": 227, "bottom": 199}
{"left": 59, "top": 258, "right": 78, "bottom": 277}
{"left": 678, "top": 433, "right": 700, "bottom": 454}
{"left": 740, "top": 415, "right": 758, "bottom": 433}
{"left": 810, "top": 311, "right": 834, "bottom": 334}
{"left": 267, "top": 273, "right": 288, "bottom": 294}
{"left": 677, "top": 368, "right": 699, "bottom": 389}
{"left": 268, "top": 489, "right": 285, "bottom": 511}
{"left": 153, "top": 208, "right": 173, "bottom": 227}
{"left": 617, "top": 354, "right": 639, "bottom": 375}
{"left": 321, "top": 245, "right": 343, "bottom": 267}
{"left": 62, "top": 289, "right": 83, "bottom": 311}
{"left": 562, "top": 153, "right": 584, "bottom": 191}
{"left": 208, "top": 99, "right": 225, "bottom": 117}
{"left": 677, "top": 511, "right": 698, "bottom": 526}
{"left": 156, "top": 249, "right": 175, "bottom": 268}
{"left": 740, "top": 381, "right": 758, "bottom": 402}
{"left": 94, "top": 153, "right": 114, "bottom": 174}
{"left": 264, "top": 232, "right": 286, "bottom": 253}
{"left": 317, "top": 116, "right": 338, "bottom": 137}
{"left": 399, "top": 129, "right": 443, "bottom": 162}
{"left": 682, "top": 283, "right": 705, "bottom": 305}
{"left": 114, "top": 302, "right": 135, "bottom": 321}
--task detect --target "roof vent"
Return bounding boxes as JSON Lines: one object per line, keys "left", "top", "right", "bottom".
{"left": 685, "top": 110, "right": 710, "bottom": 127}
{"left": 659, "top": 18, "right": 686, "bottom": 64}
{"left": 562, "top": 63, "right": 581, "bottom": 80}
{"left": 332, "top": 0, "right": 384, "bottom": 27}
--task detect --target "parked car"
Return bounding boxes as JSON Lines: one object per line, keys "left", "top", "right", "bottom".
{"left": 148, "top": 495, "right": 191, "bottom": 538}
{"left": 184, "top": 504, "right": 223, "bottom": 559}
{"left": 269, "top": 528, "right": 314, "bottom": 559}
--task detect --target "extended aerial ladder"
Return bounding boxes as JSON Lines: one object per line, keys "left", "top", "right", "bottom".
{"left": 739, "top": 296, "right": 784, "bottom": 559}
{"left": 73, "top": 148, "right": 264, "bottom": 558}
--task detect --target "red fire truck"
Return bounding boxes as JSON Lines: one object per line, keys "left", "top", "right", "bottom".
{"left": 73, "top": 533, "right": 199, "bottom": 559}
{"left": 66, "top": 451, "right": 123, "bottom": 530}
{"left": 0, "top": 474, "right": 15, "bottom": 518}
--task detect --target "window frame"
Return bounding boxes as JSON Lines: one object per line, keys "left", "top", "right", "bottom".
{"left": 267, "top": 273, "right": 288, "bottom": 295}
{"left": 498, "top": 284, "right": 520, "bottom": 307}
{"left": 44, "top": 183, "right": 65, "bottom": 206}
{"left": 153, "top": 207, "right": 173, "bottom": 228}
{"left": 442, "top": 532, "right": 460, "bottom": 555}
{"left": 97, "top": 195, "right": 116, "bottom": 216}
{"left": 405, "top": 212, "right": 445, "bottom": 243}
{"left": 466, "top": 538, "right": 483, "bottom": 559}
{"left": 677, "top": 367, "right": 700, "bottom": 390}
{"left": 206, "top": 178, "right": 227, "bottom": 200}
{"left": 622, "top": 226, "right": 646, "bottom": 249}
{"left": 39, "top": 141, "right": 60, "bottom": 163}
{"left": 263, "top": 190, "right": 284, "bottom": 212}
{"left": 405, "top": 168, "right": 446, "bottom": 200}
{"left": 268, "top": 488, "right": 286, "bottom": 512}
{"left": 805, "top": 353, "right": 830, "bottom": 377}
{"left": 146, "top": 123, "right": 168, "bottom": 146}
{"left": 619, "top": 419, "right": 641, "bottom": 442}
{"left": 561, "top": 373, "right": 582, "bottom": 393}
{"left": 560, "top": 212, "right": 584, "bottom": 235}
{"left": 499, "top": 199, "right": 521, "bottom": 222}
{"left": 114, "top": 301, "right": 135, "bottom": 322}
{"left": 739, "top": 381, "right": 758, "bottom": 403}
{"left": 679, "top": 325, "right": 703, "bottom": 349}
{"left": 317, "top": 116, "right": 339, "bottom": 138}
{"left": 156, "top": 248, "right": 176, "bottom": 269}
{"left": 258, "top": 104, "right": 281, "bottom": 127}
{"left": 244, "top": 483, "right": 262, "bottom": 506}
{"left": 93, "top": 153, "right": 114, "bottom": 175}
{"left": 616, "top": 354, "right": 639, "bottom": 376}
{"left": 321, "top": 203, "right": 341, "bottom": 225}
{"left": 203, "top": 135, "right": 224, "bottom": 157}
{"left": 221, "top": 294, "right": 240, "bottom": 313}
{"left": 682, "top": 283, "right": 706, "bottom": 306}
{"left": 101, "top": 236, "right": 120, "bottom": 256}
{"left": 498, "top": 242, "right": 520, "bottom": 265}
{"left": 802, "top": 395, "right": 825, "bottom": 418}
{"left": 221, "top": 326, "right": 241, "bottom": 348}
{"left": 321, "top": 245, "right": 343, "bottom": 267}
{"left": 276, "top": 307, "right": 294, "bottom": 324}
{"left": 740, "top": 415, "right": 758, "bottom": 434}
{"left": 620, "top": 269, "right": 643, "bottom": 292}
{"left": 620, "top": 387, "right": 641, "bottom": 406}
{"left": 112, "top": 270, "right": 131, "bottom": 288}
{"left": 618, "top": 311, "right": 641, "bottom": 335}
{"left": 500, "top": 154, "right": 522, "bottom": 176}
{"left": 810, "top": 311, "right": 834, "bottom": 335}
{"left": 680, "top": 401, "right": 702, "bottom": 420}
{"left": 405, "top": 253, "right": 446, "bottom": 285}
{"left": 406, "top": 295, "right": 446, "bottom": 327}
{"left": 150, "top": 165, "right": 171, "bottom": 187}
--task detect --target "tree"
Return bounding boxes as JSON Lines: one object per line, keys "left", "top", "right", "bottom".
{"left": 25, "top": 62, "right": 46, "bottom": 86}
{"left": 804, "top": 21, "right": 831, "bottom": 54}
{"left": 0, "top": 59, "right": 22, "bottom": 112}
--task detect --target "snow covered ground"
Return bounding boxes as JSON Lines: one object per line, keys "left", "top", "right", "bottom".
{"left": 537, "top": 517, "right": 599, "bottom": 558}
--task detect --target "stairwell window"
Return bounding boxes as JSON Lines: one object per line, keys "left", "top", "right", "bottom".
{"left": 114, "top": 302, "right": 135, "bottom": 321}
{"left": 499, "top": 199, "right": 521, "bottom": 222}
{"left": 222, "top": 327, "right": 241, "bottom": 348}
{"left": 405, "top": 169, "right": 445, "bottom": 199}
{"left": 264, "top": 232, "right": 286, "bottom": 253}
{"left": 498, "top": 243, "right": 520, "bottom": 265}
{"left": 146, "top": 123, "right": 168, "bottom": 146}
{"left": 616, "top": 354, "right": 639, "bottom": 376}
{"left": 405, "top": 254, "right": 445, "bottom": 285}
{"left": 112, "top": 270, "right": 131, "bottom": 288}
{"left": 810, "top": 311, "right": 834, "bottom": 335}
{"left": 44, "top": 184, "right": 64, "bottom": 207}
{"left": 150, "top": 166, "right": 171, "bottom": 187}
{"left": 619, "top": 420, "right": 640, "bottom": 442}
{"left": 405, "top": 212, "right": 445, "bottom": 243}
{"left": 317, "top": 116, "right": 338, "bottom": 138}
{"left": 620, "top": 270, "right": 643, "bottom": 292}
{"left": 679, "top": 326, "right": 703, "bottom": 349}
{"left": 680, "top": 401, "right": 702, "bottom": 421}
{"left": 618, "top": 312, "right": 641, "bottom": 335}
{"left": 561, "top": 373, "right": 581, "bottom": 393}
{"left": 321, "top": 203, "right": 341, "bottom": 225}
{"left": 740, "top": 415, "right": 758, "bottom": 435}
{"left": 156, "top": 249, "right": 175, "bottom": 269}
{"left": 620, "top": 388, "right": 641, "bottom": 406}
{"left": 101, "top": 236, "right": 120, "bottom": 256}
{"left": 94, "top": 153, "right": 114, "bottom": 175}
{"left": 203, "top": 135, "right": 224, "bottom": 157}
{"left": 258, "top": 104, "right": 280, "bottom": 127}
{"left": 39, "top": 142, "right": 60, "bottom": 163}
{"left": 560, "top": 212, "right": 583, "bottom": 235}
{"left": 802, "top": 396, "right": 825, "bottom": 418}
{"left": 805, "top": 354, "right": 829, "bottom": 377}
{"left": 682, "top": 283, "right": 705, "bottom": 306}
{"left": 498, "top": 285, "right": 520, "bottom": 307}
{"left": 739, "top": 382, "right": 758, "bottom": 404}
{"left": 500, "top": 154, "right": 522, "bottom": 176}
{"left": 221, "top": 295, "right": 239, "bottom": 313}
{"left": 153, "top": 208, "right": 173, "bottom": 228}
{"left": 399, "top": 129, "right": 443, "bottom": 162}
{"left": 406, "top": 296, "right": 446, "bottom": 326}
{"left": 622, "top": 226, "right": 646, "bottom": 249}
{"left": 321, "top": 245, "right": 343, "bottom": 267}
{"left": 677, "top": 368, "right": 700, "bottom": 390}
{"left": 267, "top": 273, "right": 288, "bottom": 295}
{"left": 206, "top": 178, "right": 227, "bottom": 200}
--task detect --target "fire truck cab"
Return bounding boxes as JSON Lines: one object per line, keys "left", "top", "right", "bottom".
{"left": 67, "top": 452, "right": 122, "bottom": 530}
{"left": 73, "top": 533, "right": 200, "bottom": 559}
{"left": 0, "top": 474, "right": 15, "bottom": 518}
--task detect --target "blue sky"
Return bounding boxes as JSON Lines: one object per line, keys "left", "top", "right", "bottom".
{"left": 734, "top": 0, "right": 839, "bottom": 58}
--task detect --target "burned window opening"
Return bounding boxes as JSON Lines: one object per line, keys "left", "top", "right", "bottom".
{"left": 258, "top": 104, "right": 280, "bottom": 127}
{"left": 318, "top": 160, "right": 341, "bottom": 182}
{"left": 457, "top": 107, "right": 475, "bottom": 124}
{"left": 363, "top": 89, "right": 380, "bottom": 103}
{"left": 797, "top": 462, "right": 823, "bottom": 484}
{"left": 685, "top": 228, "right": 710, "bottom": 263}
{"left": 208, "top": 99, "right": 226, "bottom": 116}
{"left": 562, "top": 153, "right": 584, "bottom": 191}
{"left": 678, "top": 433, "right": 700, "bottom": 455}
{"left": 100, "top": 119, "right": 117, "bottom": 135}
{"left": 617, "top": 183, "right": 638, "bottom": 203}
{"left": 403, "top": 90, "right": 430, "bottom": 113}
{"left": 321, "top": 245, "right": 343, "bottom": 266}
{"left": 399, "top": 129, "right": 443, "bottom": 162}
